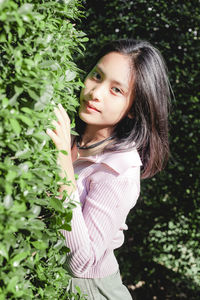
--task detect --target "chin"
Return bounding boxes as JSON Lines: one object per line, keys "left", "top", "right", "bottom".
{"left": 79, "top": 112, "right": 94, "bottom": 124}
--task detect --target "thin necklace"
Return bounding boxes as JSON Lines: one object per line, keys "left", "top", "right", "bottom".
{"left": 76, "top": 136, "right": 114, "bottom": 150}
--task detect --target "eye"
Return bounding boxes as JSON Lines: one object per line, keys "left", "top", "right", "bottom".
{"left": 111, "top": 87, "right": 122, "bottom": 94}
{"left": 91, "top": 71, "right": 101, "bottom": 81}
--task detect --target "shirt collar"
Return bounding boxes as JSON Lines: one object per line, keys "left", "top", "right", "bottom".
{"left": 75, "top": 148, "right": 142, "bottom": 174}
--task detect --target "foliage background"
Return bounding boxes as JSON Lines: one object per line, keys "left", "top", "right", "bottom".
{"left": 76, "top": 0, "right": 200, "bottom": 299}
{"left": 0, "top": 0, "right": 87, "bottom": 299}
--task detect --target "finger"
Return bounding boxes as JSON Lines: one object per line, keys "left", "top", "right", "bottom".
{"left": 58, "top": 103, "right": 70, "bottom": 126}
{"left": 57, "top": 104, "right": 71, "bottom": 133}
{"left": 52, "top": 116, "right": 71, "bottom": 142}
{"left": 54, "top": 107, "right": 65, "bottom": 126}
{"left": 51, "top": 119, "right": 67, "bottom": 142}
{"left": 55, "top": 105, "right": 71, "bottom": 138}
{"left": 54, "top": 108, "right": 68, "bottom": 136}
{"left": 46, "top": 128, "right": 60, "bottom": 147}
{"left": 51, "top": 119, "right": 60, "bottom": 133}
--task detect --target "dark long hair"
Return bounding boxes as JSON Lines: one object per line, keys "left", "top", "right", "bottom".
{"left": 76, "top": 39, "right": 171, "bottom": 179}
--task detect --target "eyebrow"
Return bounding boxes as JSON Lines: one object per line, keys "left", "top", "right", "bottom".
{"left": 95, "top": 65, "right": 129, "bottom": 91}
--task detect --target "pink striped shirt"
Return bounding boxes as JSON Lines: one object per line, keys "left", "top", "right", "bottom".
{"left": 61, "top": 148, "right": 142, "bottom": 278}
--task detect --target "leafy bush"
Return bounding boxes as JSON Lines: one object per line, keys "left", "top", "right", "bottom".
{"left": 0, "top": 0, "right": 87, "bottom": 299}
{"left": 77, "top": 0, "right": 200, "bottom": 298}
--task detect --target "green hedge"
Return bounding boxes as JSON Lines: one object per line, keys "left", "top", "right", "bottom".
{"left": 78, "top": 0, "right": 200, "bottom": 299}
{"left": 0, "top": 0, "right": 87, "bottom": 299}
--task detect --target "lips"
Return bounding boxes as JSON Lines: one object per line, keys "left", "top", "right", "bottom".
{"left": 84, "top": 101, "right": 100, "bottom": 112}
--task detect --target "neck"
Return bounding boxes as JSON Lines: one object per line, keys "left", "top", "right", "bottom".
{"left": 80, "top": 125, "right": 113, "bottom": 148}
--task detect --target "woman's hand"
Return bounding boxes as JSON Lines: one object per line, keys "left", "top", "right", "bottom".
{"left": 46, "top": 103, "right": 71, "bottom": 153}
{"left": 46, "top": 103, "right": 76, "bottom": 196}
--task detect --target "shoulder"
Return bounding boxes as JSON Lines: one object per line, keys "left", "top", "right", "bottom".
{"left": 99, "top": 148, "right": 142, "bottom": 175}
{"left": 74, "top": 147, "right": 142, "bottom": 180}
{"left": 89, "top": 149, "right": 141, "bottom": 208}
{"left": 74, "top": 148, "right": 142, "bottom": 208}
{"left": 86, "top": 148, "right": 142, "bottom": 186}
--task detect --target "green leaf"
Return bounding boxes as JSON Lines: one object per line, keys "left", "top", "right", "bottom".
{"left": 9, "top": 91, "right": 22, "bottom": 106}
{"left": 54, "top": 240, "right": 64, "bottom": 249}
{"left": 21, "top": 107, "right": 33, "bottom": 114}
{"left": 65, "top": 70, "right": 76, "bottom": 81}
{"left": 6, "top": 170, "right": 18, "bottom": 182}
{"left": 7, "top": 276, "right": 19, "bottom": 292}
{"left": 5, "top": 182, "right": 12, "bottom": 195}
{"left": 30, "top": 205, "right": 41, "bottom": 216}
{"left": 33, "top": 131, "right": 49, "bottom": 142}
{"left": 40, "top": 85, "right": 53, "bottom": 103}
{"left": 60, "top": 150, "right": 68, "bottom": 155}
{"left": 0, "top": 33, "right": 6, "bottom": 42}
{"left": 10, "top": 201, "right": 26, "bottom": 213}
{"left": 31, "top": 241, "right": 48, "bottom": 250}
{"left": 60, "top": 223, "right": 71, "bottom": 231}
{"left": 0, "top": 243, "right": 9, "bottom": 260}
{"left": 29, "top": 219, "right": 45, "bottom": 230}
{"left": 65, "top": 210, "right": 73, "bottom": 222}
{"left": 70, "top": 129, "right": 79, "bottom": 136}
{"left": 3, "top": 195, "right": 13, "bottom": 209}
{"left": 18, "top": 115, "right": 34, "bottom": 127}
{"left": 18, "top": 3, "right": 34, "bottom": 14}
{"left": 15, "top": 149, "right": 32, "bottom": 159}
{"left": 10, "top": 118, "right": 21, "bottom": 134}
{"left": 49, "top": 197, "right": 63, "bottom": 212}
{"left": 27, "top": 89, "right": 39, "bottom": 101}
{"left": 75, "top": 285, "right": 82, "bottom": 295}
{"left": 10, "top": 251, "right": 29, "bottom": 267}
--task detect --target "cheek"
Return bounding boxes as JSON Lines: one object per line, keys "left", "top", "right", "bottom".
{"left": 80, "top": 87, "right": 85, "bottom": 101}
{"left": 107, "top": 100, "right": 126, "bottom": 114}
{"left": 104, "top": 103, "right": 126, "bottom": 122}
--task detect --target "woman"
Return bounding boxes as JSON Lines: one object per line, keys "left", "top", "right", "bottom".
{"left": 47, "top": 39, "right": 171, "bottom": 299}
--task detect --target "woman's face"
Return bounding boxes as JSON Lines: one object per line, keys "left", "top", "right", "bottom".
{"left": 79, "top": 52, "right": 134, "bottom": 137}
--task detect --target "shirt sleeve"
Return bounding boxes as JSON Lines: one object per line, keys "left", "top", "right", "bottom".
{"left": 61, "top": 167, "right": 140, "bottom": 276}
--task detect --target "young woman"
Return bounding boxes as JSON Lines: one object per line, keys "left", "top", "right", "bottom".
{"left": 46, "top": 39, "right": 171, "bottom": 299}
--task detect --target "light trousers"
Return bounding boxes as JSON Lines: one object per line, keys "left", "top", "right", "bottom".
{"left": 69, "top": 270, "right": 132, "bottom": 300}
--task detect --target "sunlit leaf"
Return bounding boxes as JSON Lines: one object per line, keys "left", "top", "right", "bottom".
{"left": 10, "top": 251, "right": 29, "bottom": 267}
{"left": 10, "top": 118, "right": 21, "bottom": 134}
{"left": 31, "top": 241, "right": 48, "bottom": 250}
{"left": 49, "top": 197, "right": 63, "bottom": 212}
{"left": 18, "top": 115, "right": 34, "bottom": 127}
{"left": 0, "top": 243, "right": 9, "bottom": 260}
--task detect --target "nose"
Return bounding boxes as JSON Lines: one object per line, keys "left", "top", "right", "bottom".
{"left": 90, "top": 83, "right": 105, "bottom": 101}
